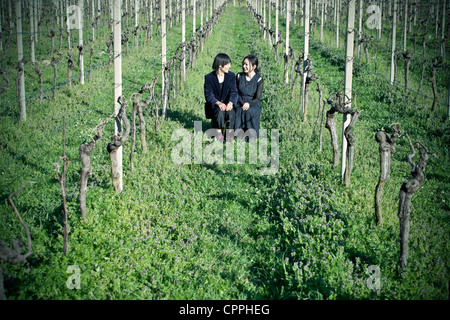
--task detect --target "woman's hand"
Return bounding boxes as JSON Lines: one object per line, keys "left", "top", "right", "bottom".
{"left": 225, "top": 102, "right": 233, "bottom": 111}
{"left": 242, "top": 102, "right": 250, "bottom": 111}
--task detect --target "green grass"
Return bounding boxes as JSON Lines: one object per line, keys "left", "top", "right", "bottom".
{"left": 0, "top": 4, "right": 448, "bottom": 300}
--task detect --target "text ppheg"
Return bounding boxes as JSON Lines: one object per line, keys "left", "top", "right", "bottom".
{"left": 223, "top": 304, "right": 269, "bottom": 315}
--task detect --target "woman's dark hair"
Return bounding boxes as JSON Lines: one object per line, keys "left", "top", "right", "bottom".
{"left": 212, "top": 53, "right": 231, "bottom": 71}
{"left": 243, "top": 55, "right": 260, "bottom": 73}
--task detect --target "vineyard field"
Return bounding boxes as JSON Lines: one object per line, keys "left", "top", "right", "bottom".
{"left": 0, "top": 1, "right": 449, "bottom": 302}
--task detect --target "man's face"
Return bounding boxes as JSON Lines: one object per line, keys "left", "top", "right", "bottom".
{"left": 220, "top": 62, "right": 231, "bottom": 74}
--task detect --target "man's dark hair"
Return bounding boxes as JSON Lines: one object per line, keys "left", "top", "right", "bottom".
{"left": 212, "top": 53, "right": 231, "bottom": 71}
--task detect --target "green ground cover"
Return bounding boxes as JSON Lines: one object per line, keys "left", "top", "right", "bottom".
{"left": 0, "top": 4, "right": 448, "bottom": 300}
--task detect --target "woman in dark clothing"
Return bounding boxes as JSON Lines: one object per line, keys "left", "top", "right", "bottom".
{"left": 204, "top": 53, "right": 238, "bottom": 143}
{"left": 235, "top": 55, "right": 264, "bottom": 139}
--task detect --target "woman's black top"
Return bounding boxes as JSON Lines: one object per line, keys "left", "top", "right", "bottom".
{"left": 236, "top": 72, "right": 264, "bottom": 108}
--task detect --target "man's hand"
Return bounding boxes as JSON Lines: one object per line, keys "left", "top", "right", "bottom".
{"left": 225, "top": 102, "right": 233, "bottom": 111}
{"left": 242, "top": 102, "right": 250, "bottom": 111}
{"left": 217, "top": 102, "right": 226, "bottom": 111}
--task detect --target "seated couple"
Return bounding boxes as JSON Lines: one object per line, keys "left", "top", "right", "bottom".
{"left": 204, "top": 53, "right": 264, "bottom": 143}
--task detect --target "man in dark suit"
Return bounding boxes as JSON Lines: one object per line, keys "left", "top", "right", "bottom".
{"left": 204, "top": 53, "right": 238, "bottom": 143}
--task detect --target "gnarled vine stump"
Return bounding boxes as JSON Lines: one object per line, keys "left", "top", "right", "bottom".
{"left": 325, "top": 106, "right": 339, "bottom": 167}
{"left": 130, "top": 81, "right": 155, "bottom": 172}
{"left": 79, "top": 124, "right": 104, "bottom": 219}
{"left": 273, "top": 39, "right": 283, "bottom": 64}
{"left": 325, "top": 92, "right": 353, "bottom": 168}
{"left": 34, "top": 64, "right": 43, "bottom": 104}
{"left": 301, "top": 57, "right": 318, "bottom": 122}
{"left": 291, "top": 52, "right": 303, "bottom": 95}
{"left": 398, "top": 138, "right": 431, "bottom": 269}
{"left": 429, "top": 58, "right": 442, "bottom": 111}
{"left": 343, "top": 110, "right": 360, "bottom": 186}
{"left": 51, "top": 53, "right": 63, "bottom": 99}
{"left": 374, "top": 124, "right": 401, "bottom": 226}
{"left": 107, "top": 96, "right": 130, "bottom": 194}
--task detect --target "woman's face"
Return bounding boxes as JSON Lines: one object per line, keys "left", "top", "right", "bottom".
{"left": 242, "top": 59, "right": 255, "bottom": 73}
{"left": 219, "top": 62, "right": 231, "bottom": 74}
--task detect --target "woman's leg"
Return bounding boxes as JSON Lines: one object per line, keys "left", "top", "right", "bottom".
{"left": 243, "top": 107, "right": 261, "bottom": 138}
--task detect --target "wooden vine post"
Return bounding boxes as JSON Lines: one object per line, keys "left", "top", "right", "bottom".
{"left": 16, "top": 0, "right": 26, "bottom": 122}
{"left": 78, "top": 0, "right": 85, "bottom": 85}
{"left": 162, "top": 0, "right": 168, "bottom": 120}
{"left": 284, "top": 0, "right": 290, "bottom": 84}
{"left": 320, "top": 0, "right": 324, "bottom": 42}
{"left": 111, "top": 0, "right": 123, "bottom": 194}
{"left": 0, "top": 2, "right": 2, "bottom": 52}
{"left": 341, "top": 0, "right": 355, "bottom": 182}
{"left": 130, "top": 94, "right": 140, "bottom": 172}
{"left": 181, "top": 0, "right": 186, "bottom": 88}
{"left": 374, "top": 123, "right": 401, "bottom": 226}
{"left": 92, "top": 0, "right": 96, "bottom": 42}
{"left": 358, "top": 0, "right": 363, "bottom": 61}
{"left": 403, "top": 0, "right": 408, "bottom": 53}
{"left": 193, "top": 0, "right": 196, "bottom": 35}
{"left": 275, "top": 0, "right": 278, "bottom": 50}
{"left": 301, "top": 0, "right": 310, "bottom": 121}
{"left": 441, "top": 0, "right": 446, "bottom": 59}
{"left": 135, "top": 0, "right": 139, "bottom": 49}
{"left": 390, "top": 0, "right": 397, "bottom": 84}
{"left": 29, "top": 0, "right": 36, "bottom": 64}
{"left": 336, "top": 0, "right": 340, "bottom": 48}
{"left": 398, "top": 137, "right": 433, "bottom": 269}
